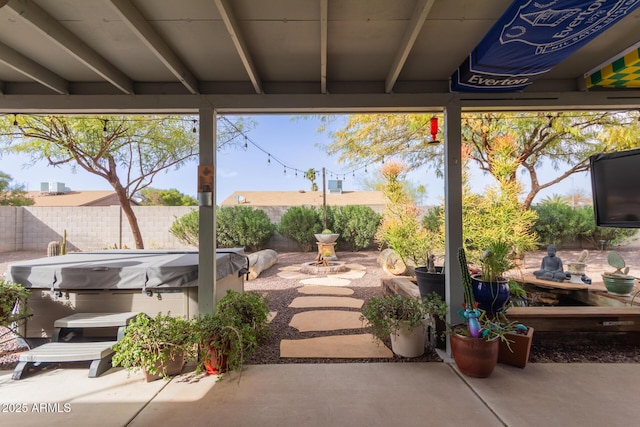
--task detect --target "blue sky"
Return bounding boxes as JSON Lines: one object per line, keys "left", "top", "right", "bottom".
{"left": 1, "top": 114, "right": 591, "bottom": 205}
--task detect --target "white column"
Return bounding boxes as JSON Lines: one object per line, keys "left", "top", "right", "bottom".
{"left": 198, "top": 107, "right": 217, "bottom": 315}
{"left": 444, "top": 99, "right": 463, "bottom": 354}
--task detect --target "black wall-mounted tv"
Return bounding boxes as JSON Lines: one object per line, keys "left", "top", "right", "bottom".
{"left": 590, "top": 148, "right": 640, "bottom": 228}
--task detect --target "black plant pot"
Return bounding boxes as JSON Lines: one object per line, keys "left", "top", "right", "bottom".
{"left": 414, "top": 266, "right": 446, "bottom": 349}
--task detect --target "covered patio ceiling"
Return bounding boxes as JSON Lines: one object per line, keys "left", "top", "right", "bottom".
{"left": 1, "top": 0, "right": 640, "bottom": 113}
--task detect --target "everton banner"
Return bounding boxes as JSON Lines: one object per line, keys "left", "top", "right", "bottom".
{"left": 450, "top": 0, "right": 640, "bottom": 92}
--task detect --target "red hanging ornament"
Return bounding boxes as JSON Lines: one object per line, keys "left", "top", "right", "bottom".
{"left": 430, "top": 116, "right": 438, "bottom": 142}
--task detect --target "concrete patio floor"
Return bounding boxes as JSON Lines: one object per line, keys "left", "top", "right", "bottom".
{"left": 1, "top": 360, "right": 639, "bottom": 427}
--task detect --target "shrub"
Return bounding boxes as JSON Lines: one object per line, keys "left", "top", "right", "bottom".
{"left": 217, "top": 206, "right": 275, "bottom": 251}
{"left": 169, "top": 210, "right": 199, "bottom": 247}
{"left": 170, "top": 207, "right": 275, "bottom": 251}
{"left": 332, "top": 205, "right": 381, "bottom": 251}
{"left": 278, "top": 206, "right": 323, "bottom": 251}
{"left": 532, "top": 202, "right": 636, "bottom": 249}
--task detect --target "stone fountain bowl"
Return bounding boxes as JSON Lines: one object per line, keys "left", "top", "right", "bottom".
{"left": 314, "top": 233, "right": 339, "bottom": 243}
{"left": 601, "top": 274, "right": 635, "bottom": 296}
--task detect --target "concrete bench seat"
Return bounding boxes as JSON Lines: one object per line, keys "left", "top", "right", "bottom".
{"left": 12, "top": 341, "right": 117, "bottom": 380}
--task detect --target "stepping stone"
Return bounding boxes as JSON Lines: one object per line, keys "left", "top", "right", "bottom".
{"left": 279, "top": 265, "right": 302, "bottom": 272}
{"left": 268, "top": 311, "right": 277, "bottom": 323}
{"left": 345, "top": 263, "right": 367, "bottom": 271}
{"left": 299, "top": 277, "right": 351, "bottom": 287}
{"left": 289, "top": 296, "right": 364, "bottom": 309}
{"left": 280, "top": 334, "right": 393, "bottom": 358}
{"left": 297, "top": 285, "right": 354, "bottom": 296}
{"left": 277, "top": 270, "right": 311, "bottom": 280}
{"left": 331, "top": 270, "right": 366, "bottom": 279}
{"left": 289, "top": 310, "right": 364, "bottom": 332}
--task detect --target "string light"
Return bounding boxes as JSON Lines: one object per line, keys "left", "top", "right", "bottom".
{"left": 192, "top": 119, "right": 197, "bottom": 133}
{"left": 283, "top": 167, "right": 286, "bottom": 175}
{"left": 267, "top": 154, "right": 271, "bottom": 165}
{"left": 13, "top": 114, "right": 18, "bottom": 127}
{"left": 103, "top": 119, "right": 108, "bottom": 135}
{"left": 244, "top": 136, "right": 248, "bottom": 150}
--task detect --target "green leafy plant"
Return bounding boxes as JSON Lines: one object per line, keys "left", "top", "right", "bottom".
{"left": 332, "top": 205, "right": 381, "bottom": 251}
{"left": 479, "top": 240, "right": 515, "bottom": 282}
{"left": 112, "top": 313, "right": 195, "bottom": 380}
{"left": 360, "top": 293, "right": 447, "bottom": 343}
{"left": 0, "top": 280, "right": 30, "bottom": 328}
{"left": 169, "top": 210, "right": 199, "bottom": 247}
{"left": 278, "top": 206, "right": 323, "bottom": 252}
{"left": 217, "top": 206, "right": 275, "bottom": 251}
{"left": 194, "top": 290, "right": 270, "bottom": 374}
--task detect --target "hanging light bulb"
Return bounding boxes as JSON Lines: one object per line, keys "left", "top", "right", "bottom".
{"left": 103, "top": 119, "right": 108, "bottom": 136}
{"left": 352, "top": 171, "right": 355, "bottom": 177}
{"left": 267, "top": 154, "right": 271, "bottom": 165}
{"left": 13, "top": 114, "right": 18, "bottom": 127}
{"left": 244, "top": 136, "right": 248, "bottom": 150}
{"left": 429, "top": 116, "right": 439, "bottom": 143}
{"left": 365, "top": 165, "right": 368, "bottom": 173}
{"left": 192, "top": 119, "right": 197, "bottom": 133}
{"left": 295, "top": 170, "right": 298, "bottom": 177}
{"left": 283, "top": 167, "right": 287, "bottom": 175}
{"left": 381, "top": 157, "right": 385, "bottom": 164}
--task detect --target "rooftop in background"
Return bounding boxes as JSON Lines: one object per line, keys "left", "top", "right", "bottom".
{"left": 221, "top": 191, "right": 386, "bottom": 209}
{"left": 26, "top": 191, "right": 121, "bottom": 207}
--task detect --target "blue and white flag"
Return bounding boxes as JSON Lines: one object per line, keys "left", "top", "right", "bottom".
{"left": 450, "top": 0, "right": 640, "bottom": 92}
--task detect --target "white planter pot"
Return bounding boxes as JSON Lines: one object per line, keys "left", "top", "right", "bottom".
{"left": 389, "top": 322, "right": 426, "bottom": 358}
{"left": 314, "top": 233, "right": 339, "bottom": 244}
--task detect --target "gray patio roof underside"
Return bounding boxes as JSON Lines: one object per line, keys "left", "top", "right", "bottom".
{"left": 1, "top": 0, "right": 640, "bottom": 113}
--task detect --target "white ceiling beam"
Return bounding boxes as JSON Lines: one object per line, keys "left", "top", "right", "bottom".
{"left": 5, "top": 0, "right": 133, "bottom": 94}
{"left": 385, "top": 0, "right": 435, "bottom": 93}
{"left": 0, "top": 41, "right": 69, "bottom": 94}
{"left": 107, "top": 0, "right": 199, "bottom": 95}
{"left": 320, "top": 0, "right": 328, "bottom": 94}
{"left": 214, "top": 0, "right": 263, "bottom": 94}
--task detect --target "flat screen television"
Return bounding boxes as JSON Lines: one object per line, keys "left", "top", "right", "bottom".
{"left": 590, "top": 148, "right": 640, "bottom": 228}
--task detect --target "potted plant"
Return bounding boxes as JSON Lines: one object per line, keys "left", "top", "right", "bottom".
{"left": 449, "top": 248, "right": 523, "bottom": 377}
{"left": 112, "top": 312, "right": 195, "bottom": 382}
{"left": 602, "top": 251, "right": 636, "bottom": 296}
{"left": 361, "top": 292, "right": 447, "bottom": 358}
{"left": 0, "top": 280, "right": 31, "bottom": 329}
{"left": 471, "top": 240, "right": 514, "bottom": 314}
{"left": 194, "top": 290, "right": 270, "bottom": 374}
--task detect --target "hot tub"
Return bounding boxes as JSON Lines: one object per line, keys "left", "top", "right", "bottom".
{"left": 6, "top": 249, "right": 247, "bottom": 338}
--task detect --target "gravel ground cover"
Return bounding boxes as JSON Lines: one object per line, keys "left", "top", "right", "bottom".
{"left": 2, "top": 249, "right": 640, "bottom": 370}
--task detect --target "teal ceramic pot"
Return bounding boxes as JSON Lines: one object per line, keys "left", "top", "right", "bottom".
{"left": 601, "top": 275, "right": 635, "bottom": 296}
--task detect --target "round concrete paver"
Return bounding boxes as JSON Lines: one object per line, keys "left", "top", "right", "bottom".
{"left": 277, "top": 270, "right": 311, "bottom": 280}
{"left": 299, "top": 277, "right": 351, "bottom": 287}
{"left": 279, "top": 265, "right": 302, "bottom": 272}
{"left": 288, "top": 296, "right": 364, "bottom": 309}
{"left": 297, "top": 285, "right": 354, "bottom": 296}
{"left": 289, "top": 310, "right": 364, "bottom": 332}
{"left": 331, "top": 270, "right": 366, "bottom": 279}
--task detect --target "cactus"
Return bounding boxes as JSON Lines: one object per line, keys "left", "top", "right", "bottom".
{"left": 61, "top": 229, "right": 67, "bottom": 255}
{"left": 47, "top": 241, "right": 61, "bottom": 257}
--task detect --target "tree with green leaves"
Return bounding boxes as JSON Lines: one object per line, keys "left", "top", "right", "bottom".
{"left": 320, "top": 111, "right": 640, "bottom": 209}
{"left": 304, "top": 168, "right": 318, "bottom": 191}
{"left": 138, "top": 188, "right": 197, "bottom": 206}
{"left": 0, "top": 115, "right": 247, "bottom": 248}
{"left": 0, "top": 171, "right": 34, "bottom": 206}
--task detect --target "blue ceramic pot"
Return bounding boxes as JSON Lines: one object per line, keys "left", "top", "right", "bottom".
{"left": 471, "top": 274, "right": 510, "bottom": 314}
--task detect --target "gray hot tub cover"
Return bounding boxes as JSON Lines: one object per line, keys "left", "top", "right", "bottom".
{"left": 6, "top": 249, "right": 246, "bottom": 290}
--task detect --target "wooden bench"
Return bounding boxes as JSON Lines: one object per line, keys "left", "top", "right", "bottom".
{"left": 12, "top": 312, "right": 138, "bottom": 380}
{"left": 506, "top": 306, "right": 640, "bottom": 332}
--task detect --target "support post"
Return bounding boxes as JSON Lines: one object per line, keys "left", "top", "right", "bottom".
{"left": 198, "top": 107, "right": 217, "bottom": 315}
{"left": 444, "top": 100, "right": 463, "bottom": 354}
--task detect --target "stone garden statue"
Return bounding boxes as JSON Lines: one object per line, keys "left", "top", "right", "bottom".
{"left": 533, "top": 244, "right": 570, "bottom": 282}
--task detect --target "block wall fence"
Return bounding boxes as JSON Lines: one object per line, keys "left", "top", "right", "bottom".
{"left": 0, "top": 206, "right": 302, "bottom": 253}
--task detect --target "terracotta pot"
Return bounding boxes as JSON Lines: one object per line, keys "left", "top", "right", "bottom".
{"left": 203, "top": 345, "right": 229, "bottom": 374}
{"left": 498, "top": 327, "right": 534, "bottom": 369}
{"left": 143, "top": 350, "right": 185, "bottom": 382}
{"left": 450, "top": 330, "right": 499, "bottom": 378}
